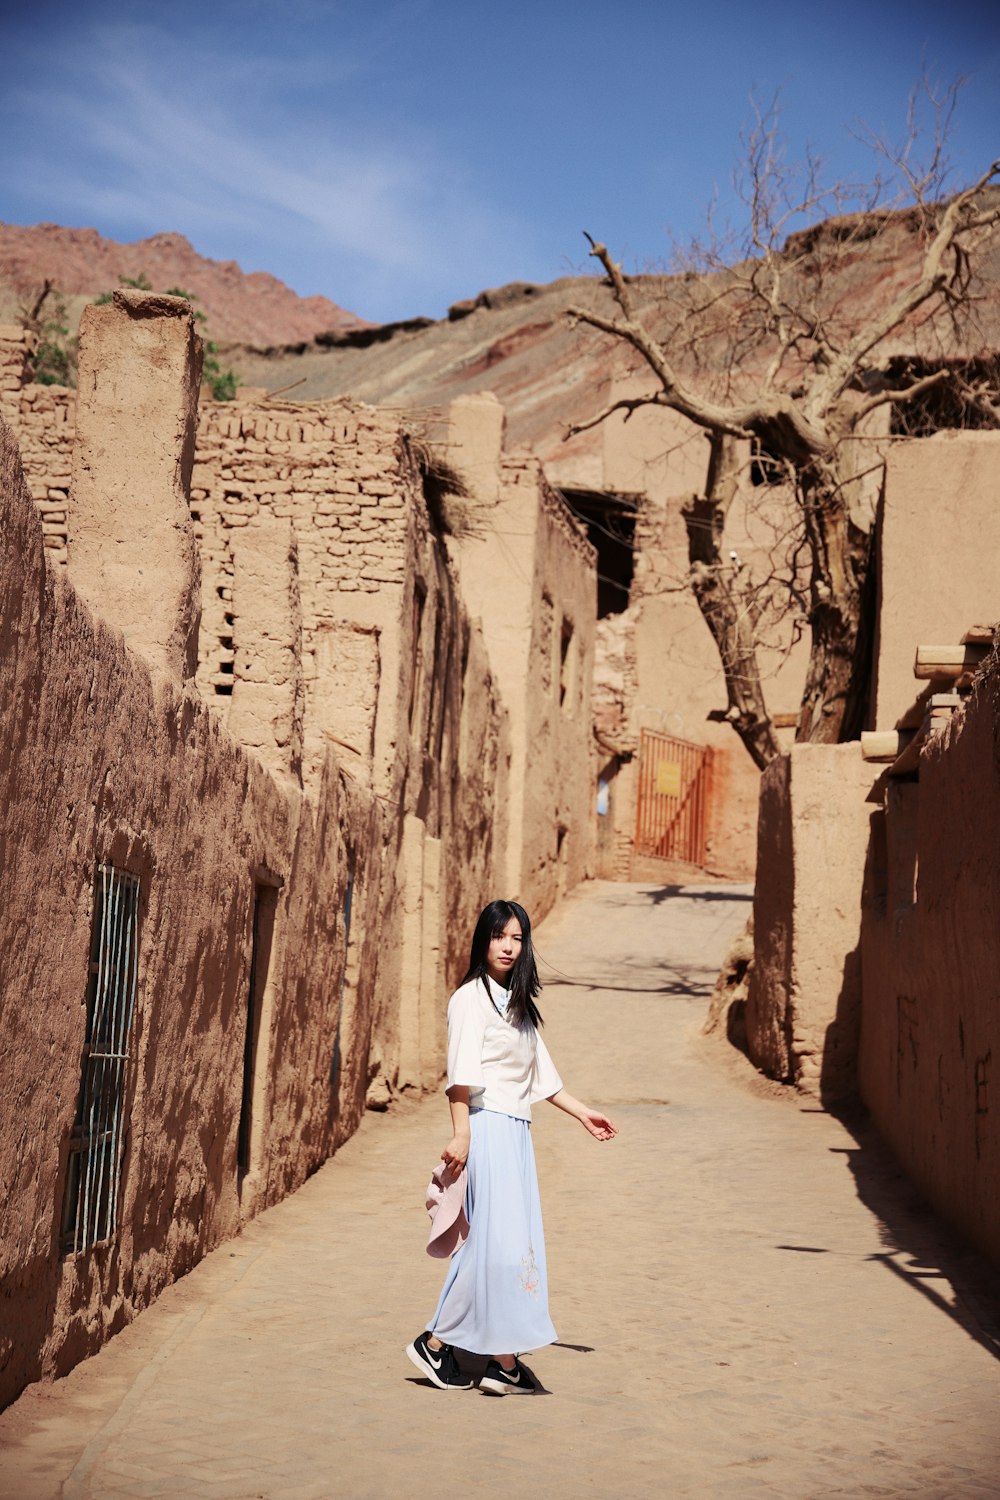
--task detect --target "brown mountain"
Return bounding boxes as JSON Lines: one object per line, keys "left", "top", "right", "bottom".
{"left": 227, "top": 198, "right": 1000, "bottom": 476}
{"left": 0, "top": 223, "right": 368, "bottom": 347}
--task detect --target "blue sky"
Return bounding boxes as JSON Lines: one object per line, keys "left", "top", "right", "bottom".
{"left": 0, "top": 0, "right": 997, "bottom": 323}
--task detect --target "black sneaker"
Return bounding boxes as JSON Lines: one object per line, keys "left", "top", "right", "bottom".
{"left": 479, "top": 1357, "right": 534, "bottom": 1395}
{"left": 405, "top": 1331, "right": 473, "bottom": 1390}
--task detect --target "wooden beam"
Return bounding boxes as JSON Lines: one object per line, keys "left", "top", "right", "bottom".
{"left": 861, "top": 729, "right": 917, "bottom": 762}
{"left": 914, "top": 643, "right": 990, "bottom": 680}
{"left": 885, "top": 695, "right": 959, "bottom": 778}
{"left": 961, "top": 625, "right": 996, "bottom": 646}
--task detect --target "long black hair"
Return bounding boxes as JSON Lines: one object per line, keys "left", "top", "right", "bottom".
{"left": 460, "top": 898, "right": 543, "bottom": 1029}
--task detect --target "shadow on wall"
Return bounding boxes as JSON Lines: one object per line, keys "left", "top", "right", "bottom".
{"left": 818, "top": 943, "right": 863, "bottom": 1109}
{"left": 819, "top": 1104, "right": 1000, "bottom": 1367}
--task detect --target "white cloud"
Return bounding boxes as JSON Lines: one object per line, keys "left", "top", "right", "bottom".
{"left": 1, "top": 15, "right": 534, "bottom": 316}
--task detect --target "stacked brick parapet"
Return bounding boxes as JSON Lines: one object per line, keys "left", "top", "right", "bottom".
{"left": 0, "top": 325, "right": 33, "bottom": 406}
{"left": 192, "top": 396, "right": 412, "bottom": 711}
{"left": 0, "top": 327, "right": 74, "bottom": 567}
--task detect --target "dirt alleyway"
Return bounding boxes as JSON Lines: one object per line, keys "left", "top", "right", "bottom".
{"left": 1, "top": 880, "right": 998, "bottom": 1500}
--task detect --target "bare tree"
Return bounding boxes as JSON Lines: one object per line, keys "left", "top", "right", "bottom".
{"left": 17, "top": 280, "right": 78, "bottom": 388}
{"left": 567, "top": 83, "right": 1000, "bottom": 769}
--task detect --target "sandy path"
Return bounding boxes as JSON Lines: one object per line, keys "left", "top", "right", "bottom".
{"left": 1, "top": 880, "right": 998, "bottom": 1499}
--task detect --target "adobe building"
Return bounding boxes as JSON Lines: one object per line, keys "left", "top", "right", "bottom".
{"left": 0, "top": 299, "right": 596, "bottom": 1407}
{"left": 221, "top": 195, "right": 998, "bottom": 888}
{"left": 444, "top": 393, "right": 597, "bottom": 909}
{"left": 740, "top": 429, "right": 1000, "bottom": 1266}
{"left": 552, "top": 381, "right": 813, "bottom": 884}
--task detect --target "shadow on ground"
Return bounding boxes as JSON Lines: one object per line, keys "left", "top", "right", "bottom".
{"left": 812, "top": 1102, "right": 1000, "bottom": 1366}
{"left": 536, "top": 957, "right": 720, "bottom": 999}
{"left": 592, "top": 884, "right": 754, "bottom": 907}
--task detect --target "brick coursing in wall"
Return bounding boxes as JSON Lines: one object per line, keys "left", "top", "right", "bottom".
{"left": 0, "top": 349, "right": 423, "bottom": 723}
{"left": 0, "top": 327, "right": 73, "bottom": 566}
{"left": 191, "top": 397, "right": 412, "bottom": 705}
{"left": 0, "top": 312, "right": 516, "bottom": 1407}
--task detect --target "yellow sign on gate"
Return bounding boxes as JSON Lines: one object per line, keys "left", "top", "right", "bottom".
{"left": 655, "top": 759, "right": 682, "bottom": 798}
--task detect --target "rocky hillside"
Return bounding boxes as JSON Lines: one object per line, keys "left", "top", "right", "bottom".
{"left": 0, "top": 223, "right": 367, "bottom": 346}
{"left": 227, "top": 199, "right": 1000, "bottom": 477}
{"left": 4, "top": 198, "right": 996, "bottom": 456}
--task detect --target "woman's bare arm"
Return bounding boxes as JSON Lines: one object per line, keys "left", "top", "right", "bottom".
{"left": 442, "top": 1085, "right": 471, "bottom": 1173}
{"left": 546, "top": 1088, "right": 618, "bottom": 1141}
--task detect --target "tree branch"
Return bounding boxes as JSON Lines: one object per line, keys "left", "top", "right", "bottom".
{"left": 854, "top": 366, "right": 951, "bottom": 419}
{"left": 569, "top": 239, "right": 831, "bottom": 456}
{"left": 564, "top": 393, "right": 663, "bottom": 440}
{"left": 813, "top": 160, "right": 1000, "bottom": 413}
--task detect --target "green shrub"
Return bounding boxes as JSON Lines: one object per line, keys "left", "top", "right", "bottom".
{"left": 91, "top": 277, "right": 239, "bottom": 401}
{"left": 22, "top": 284, "right": 77, "bottom": 386}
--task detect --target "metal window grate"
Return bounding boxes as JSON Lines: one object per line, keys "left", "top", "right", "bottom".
{"left": 62, "top": 864, "right": 140, "bottom": 1255}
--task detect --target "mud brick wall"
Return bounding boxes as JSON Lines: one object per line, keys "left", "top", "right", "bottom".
{"left": 0, "top": 382, "right": 511, "bottom": 1408}
{"left": 191, "top": 398, "right": 409, "bottom": 695}
{"left": 0, "top": 326, "right": 74, "bottom": 566}
{"left": 860, "top": 660, "right": 1000, "bottom": 1269}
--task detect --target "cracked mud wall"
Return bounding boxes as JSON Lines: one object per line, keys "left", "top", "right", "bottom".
{"left": 0, "top": 411, "right": 350, "bottom": 1404}
{"left": 860, "top": 664, "right": 1000, "bottom": 1268}
{"left": 0, "top": 368, "right": 511, "bottom": 1409}
{"left": 747, "top": 744, "right": 876, "bottom": 1099}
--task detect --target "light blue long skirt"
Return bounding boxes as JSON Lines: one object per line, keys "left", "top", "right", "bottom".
{"left": 429, "top": 1108, "right": 557, "bottom": 1356}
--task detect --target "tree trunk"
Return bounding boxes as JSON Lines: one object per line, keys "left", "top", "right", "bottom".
{"left": 796, "top": 468, "right": 874, "bottom": 743}
{"left": 683, "top": 436, "right": 782, "bottom": 771}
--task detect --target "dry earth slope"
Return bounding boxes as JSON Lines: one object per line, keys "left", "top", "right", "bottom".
{"left": 227, "top": 200, "right": 1000, "bottom": 472}
{"left": 0, "top": 222, "right": 367, "bottom": 347}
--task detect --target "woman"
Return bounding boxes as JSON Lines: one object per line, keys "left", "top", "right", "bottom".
{"left": 406, "top": 899, "right": 618, "bottom": 1395}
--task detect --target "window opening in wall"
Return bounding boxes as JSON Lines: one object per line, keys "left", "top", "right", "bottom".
{"left": 238, "top": 882, "right": 278, "bottom": 1180}
{"left": 212, "top": 583, "right": 236, "bottom": 697}
{"left": 61, "top": 864, "right": 140, "bottom": 1255}
{"left": 559, "top": 488, "right": 638, "bottom": 619}
{"left": 559, "top": 618, "right": 575, "bottom": 711}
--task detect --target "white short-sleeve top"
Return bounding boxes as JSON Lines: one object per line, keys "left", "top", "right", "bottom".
{"left": 446, "top": 974, "right": 563, "bottom": 1122}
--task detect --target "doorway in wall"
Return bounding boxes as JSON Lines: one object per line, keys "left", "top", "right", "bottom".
{"left": 634, "top": 729, "right": 713, "bottom": 868}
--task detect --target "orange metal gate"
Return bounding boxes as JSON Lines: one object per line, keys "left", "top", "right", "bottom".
{"left": 634, "top": 730, "right": 713, "bottom": 867}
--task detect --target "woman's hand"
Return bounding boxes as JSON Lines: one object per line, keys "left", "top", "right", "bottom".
{"left": 547, "top": 1089, "right": 619, "bottom": 1141}
{"left": 441, "top": 1133, "right": 470, "bottom": 1178}
{"left": 579, "top": 1109, "right": 618, "bottom": 1142}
